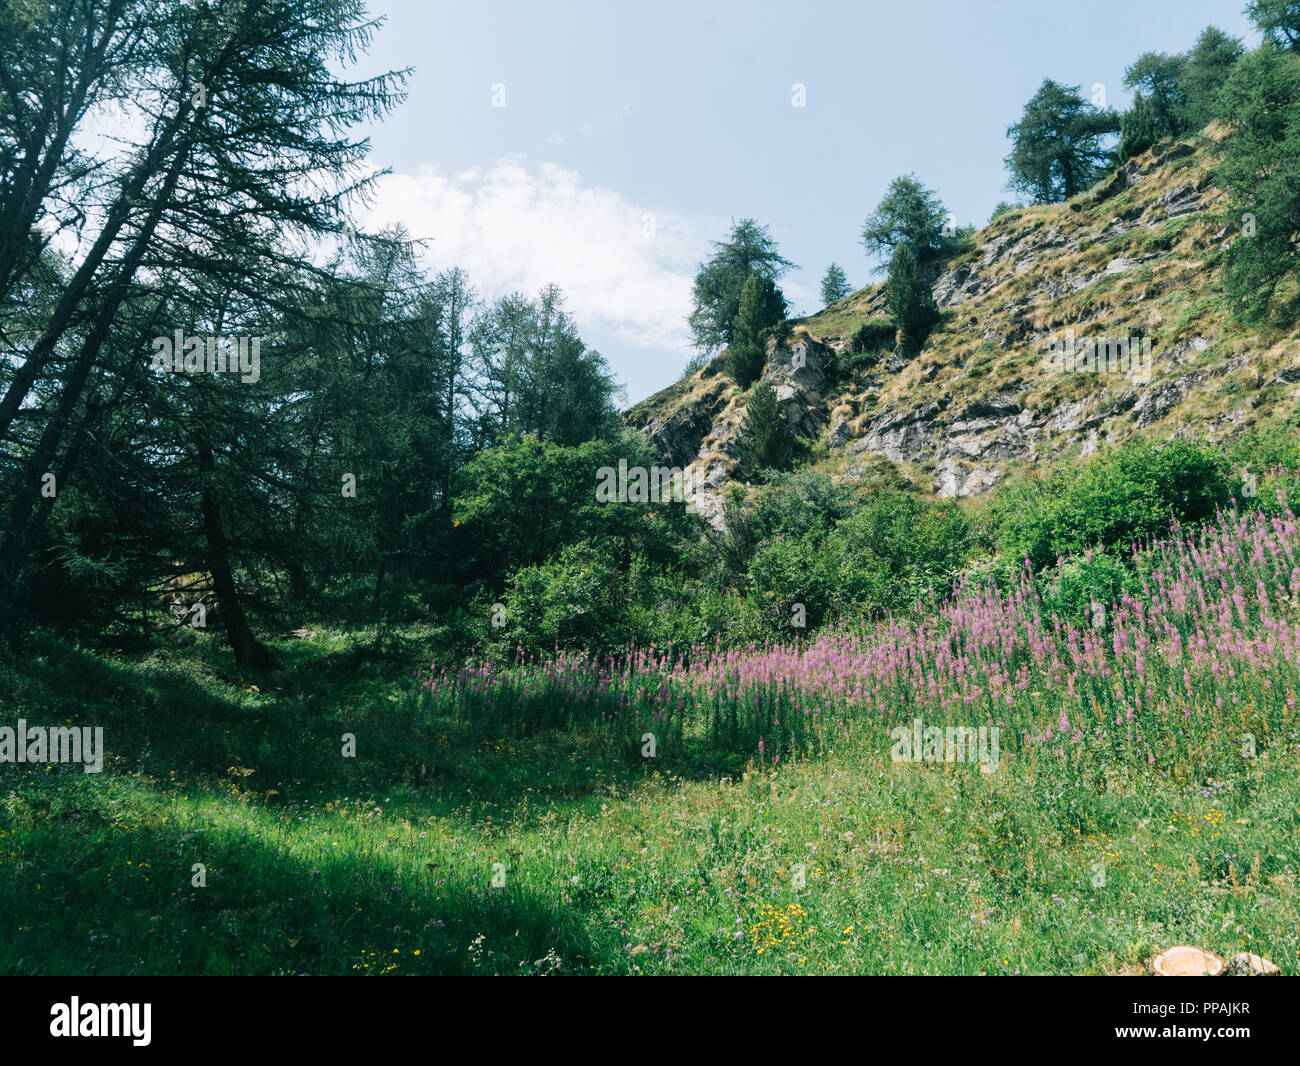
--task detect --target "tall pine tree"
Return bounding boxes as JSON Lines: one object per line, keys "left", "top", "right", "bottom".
{"left": 1004, "top": 80, "right": 1120, "bottom": 203}
{"left": 736, "top": 382, "right": 792, "bottom": 481}
{"left": 886, "top": 241, "right": 940, "bottom": 353}
{"left": 727, "top": 274, "right": 786, "bottom": 387}
{"left": 820, "top": 263, "right": 851, "bottom": 304}
{"left": 688, "top": 219, "right": 793, "bottom": 353}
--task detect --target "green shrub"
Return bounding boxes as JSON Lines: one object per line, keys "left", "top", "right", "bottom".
{"left": 1037, "top": 550, "right": 1135, "bottom": 629}
{"left": 996, "top": 440, "right": 1233, "bottom": 569}
{"left": 1228, "top": 422, "right": 1300, "bottom": 470}
{"left": 746, "top": 532, "right": 839, "bottom": 636}
{"left": 834, "top": 348, "right": 881, "bottom": 376}
{"left": 749, "top": 470, "right": 853, "bottom": 539}
{"left": 494, "top": 542, "right": 624, "bottom": 655}
{"left": 828, "top": 318, "right": 895, "bottom": 377}
{"left": 851, "top": 317, "right": 897, "bottom": 354}
{"left": 738, "top": 489, "right": 970, "bottom": 638}
{"left": 691, "top": 586, "right": 749, "bottom": 646}
{"left": 831, "top": 491, "right": 972, "bottom": 615}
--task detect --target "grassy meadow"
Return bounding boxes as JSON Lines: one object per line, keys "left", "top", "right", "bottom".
{"left": 2, "top": 507, "right": 1298, "bottom": 976}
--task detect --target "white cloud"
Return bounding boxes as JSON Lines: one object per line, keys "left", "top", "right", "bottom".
{"left": 361, "top": 159, "right": 705, "bottom": 354}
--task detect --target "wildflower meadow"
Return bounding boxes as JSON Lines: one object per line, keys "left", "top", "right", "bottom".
{"left": 6, "top": 499, "right": 1295, "bottom": 976}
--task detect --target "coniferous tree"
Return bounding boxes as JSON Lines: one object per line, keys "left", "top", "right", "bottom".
{"left": 1182, "top": 26, "right": 1245, "bottom": 128}
{"left": 1119, "top": 30, "right": 1244, "bottom": 160}
{"left": 886, "top": 241, "right": 940, "bottom": 353}
{"left": 1004, "top": 80, "right": 1120, "bottom": 203}
{"left": 1124, "top": 53, "right": 1190, "bottom": 140}
{"left": 1214, "top": 42, "right": 1300, "bottom": 321}
{"left": 470, "top": 285, "right": 619, "bottom": 446}
{"left": 0, "top": 0, "right": 409, "bottom": 632}
{"left": 426, "top": 266, "right": 478, "bottom": 500}
{"left": 688, "top": 219, "right": 793, "bottom": 353}
{"left": 1248, "top": 0, "right": 1300, "bottom": 52}
{"left": 727, "top": 274, "right": 786, "bottom": 387}
{"left": 1118, "top": 91, "right": 1166, "bottom": 161}
{"left": 736, "top": 381, "right": 792, "bottom": 481}
{"left": 860, "top": 175, "right": 951, "bottom": 267}
{"left": 468, "top": 292, "right": 533, "bottom": 446}
{"left": 0, "top": 0, "right": 153, "bottom": 312}
{"left": 820, "top": 263, "right": 852, "bottom": 304}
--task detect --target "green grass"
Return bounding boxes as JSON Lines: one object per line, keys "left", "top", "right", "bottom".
{"left": 2, "top": 618, "right": 1296, "bottom": 975}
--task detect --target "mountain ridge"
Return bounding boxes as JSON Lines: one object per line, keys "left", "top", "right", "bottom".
{"left": 626, "top": 129, "right": 1300, "bottom": 526}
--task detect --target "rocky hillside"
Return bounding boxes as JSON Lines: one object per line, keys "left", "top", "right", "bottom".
{"left": 625, "top": 130, "right": 1300, "bottom": 526}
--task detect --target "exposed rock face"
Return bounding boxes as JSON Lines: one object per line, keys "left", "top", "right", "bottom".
{"left": 623, "top": 335, "right": 843, "bottom": 529}
{"left": 764, "top": 335, "right": 835, "bottom": 439}
{"left": 850, "top": 401, "right": 944, "bottom": 463}
{"left": 627, "top": 376, "right": 729, "bottom": 470}
{"left": 932, "top": 459, "right": 1001, "bottom": 499}
{"left": 623, "top": 133, "right": 1300, "bottom": 514}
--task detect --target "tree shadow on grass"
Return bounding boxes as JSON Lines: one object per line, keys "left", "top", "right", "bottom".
{"left": 1, "top": 631, "right": 757, "bottom": 827}
{"left": 0, "top": 779, "right": 625, "bottom": 976}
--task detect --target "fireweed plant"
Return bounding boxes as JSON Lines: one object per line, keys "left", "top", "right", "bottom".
{"left": 412, "top": 500, "right": 1300, "bottom": 781}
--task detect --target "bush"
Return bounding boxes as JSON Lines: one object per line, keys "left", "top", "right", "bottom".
{"left": 1228, "top": 421, "right": 1300, "bottom": 470}
{"left": 691, "top": 586, "right": 749, "bottom": 646}
{"left": 621, "top": 555, "right": 715, "bottom": 649}
{"left": 742, "top": 490, "right": 972, "bottom": 638}
{"left": 1036, "top": 550, "right": 1135, "bottom": 629}
{"left": 828, "top": 318, "right": 895, "bottom": 378}
{"left": 749, "top": 470, "right": 853, "bottom": 540}
{"left": 833, "top": 348, "right": 881, "bottom": 376}
{"left": 995, "top": 440, "right": 1233, "bottom": 570}
{"left": 495, "top": 541, "right": 625, "bottom": 655}
{"left": 1062, "top": 440, "right": 1231, "bottom": 551}
{"left": 746, "top": 532, "right": 840, "bottom": 636}
{"left": 851, "top": 317, "right": 897, "bottom": 354}
{"left": 831, "top": 491, "right": 972, "bottom": 615}
{"left": 1227, "top": 423, "right": 1300, "bottom": 517}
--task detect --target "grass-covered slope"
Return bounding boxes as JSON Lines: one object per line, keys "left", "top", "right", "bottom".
{"left": 628, "top": 131, "right": 1300, "bottom": 506}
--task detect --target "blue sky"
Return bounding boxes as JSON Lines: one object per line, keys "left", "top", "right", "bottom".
{"left": 353, "top": 0, "right": 1259, "bottom": 405}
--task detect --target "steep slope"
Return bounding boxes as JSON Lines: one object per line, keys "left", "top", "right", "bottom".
{"left": 626, "top": 131, "right": 1300, "bottom": 525}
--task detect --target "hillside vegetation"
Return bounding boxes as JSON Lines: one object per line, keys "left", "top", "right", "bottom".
{"left": 628, "top": 132, "right": 1300, "bottom": 517}
{"left": 4, "top": 1, "right": 1300, "bottom": 979}
{"left": 4, "top": 503, "right": 1298, "bottom": 974}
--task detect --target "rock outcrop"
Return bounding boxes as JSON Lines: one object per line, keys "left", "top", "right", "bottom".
{"left": 624, "top": 132, "right": 1300, "bottom": 522}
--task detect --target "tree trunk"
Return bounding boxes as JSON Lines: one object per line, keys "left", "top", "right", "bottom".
{"left": 197, "top": 441, "right": 278, "bottom": 670}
